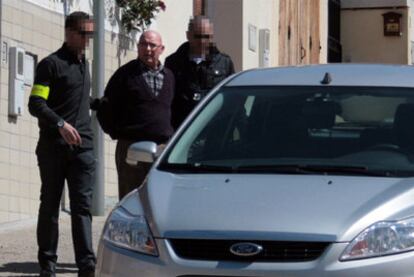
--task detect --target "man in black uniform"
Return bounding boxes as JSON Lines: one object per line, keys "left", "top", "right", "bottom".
{"left": 103, "top": 30, "right": 174, "bottom": 200}
{"left": 165, "top": 15, "right": 235, "bottom": 129}
{"left": 28, "top": 12, "right": 95, "bottom": 277}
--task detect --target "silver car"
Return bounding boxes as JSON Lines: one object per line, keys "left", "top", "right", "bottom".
{"left": 97, "top": 64, "right": 414, "bottom": 277}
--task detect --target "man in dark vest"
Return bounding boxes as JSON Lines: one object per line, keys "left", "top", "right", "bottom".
{"left": 104, "top": 30, "right": 174, "bottom": 200}
{"left": 165, "top": 15, "right": 235, "bottom": 129}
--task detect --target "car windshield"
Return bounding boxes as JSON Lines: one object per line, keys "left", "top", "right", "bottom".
{"left": 160, "top": 86, "right": 414, "bottom": 177}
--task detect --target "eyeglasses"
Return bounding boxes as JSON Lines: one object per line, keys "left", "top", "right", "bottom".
{"left": 78, "top": 30, "right": 94, "bottom": 37}
{"left": 138, "top": 42, "right": 162, "bottom": 50}
{"left": 193, "top": 34, "right": 212, "bottom": 39}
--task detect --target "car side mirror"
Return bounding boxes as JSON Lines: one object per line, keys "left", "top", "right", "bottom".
{"left": 126, "top": 141, "right": 158, "bottom": 166}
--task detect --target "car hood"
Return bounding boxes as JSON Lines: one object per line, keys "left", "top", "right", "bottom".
{"left": 138, "top": 170, "right": 414, "bottom": 242}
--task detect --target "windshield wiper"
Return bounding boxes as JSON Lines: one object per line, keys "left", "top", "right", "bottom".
{"left": 236, "top": 164, "right": 315, "bottom": 174}
{"left": 301, "top": 165, "right": 393, "bottom": 176}
{"left": 158, "top": 163, "right": 236, "bottom": 173}
{"left": 159, "top": 163, "right": 393, "bottom": 176}
{"left": 237, "top": 164, "right": 392, "bottom": 176}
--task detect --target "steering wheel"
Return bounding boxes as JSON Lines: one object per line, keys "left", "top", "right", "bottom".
{"left": 366, "top": 143, "right": 401, "bottom": 152}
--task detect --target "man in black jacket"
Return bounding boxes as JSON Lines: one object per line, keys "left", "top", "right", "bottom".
{"left": 104, "top": 30, "right": 174, "bottom": 200}
{"left": 28, "top": 12, "right": 95, "bottom": 277}
{"left": 165, "top": 15, "right": 235, "bottom": 129}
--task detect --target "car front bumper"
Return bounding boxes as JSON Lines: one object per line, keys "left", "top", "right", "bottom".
{"left": 96, "top": 238, "right": 414, "bottom": 277}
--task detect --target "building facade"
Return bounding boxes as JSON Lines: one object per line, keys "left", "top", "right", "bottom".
{"left": 341, "top": 0, "right": 414, "bottom": 64}
{"left": 202, "top": 0, "right": 329, "bottom": 70}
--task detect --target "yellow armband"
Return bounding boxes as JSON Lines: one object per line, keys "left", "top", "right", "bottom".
{"left": 30, "top": 84, "right": 50, "bottom": 100}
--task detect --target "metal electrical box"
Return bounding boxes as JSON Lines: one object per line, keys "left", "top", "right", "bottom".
{"left": 259, "top": 29, "right": 270, "bottom": 68}
{"left": 8, "top": 47, "right": 25, "bottom": 116}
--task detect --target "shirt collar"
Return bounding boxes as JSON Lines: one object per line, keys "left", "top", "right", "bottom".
{"left": 60, "top": 43, "right": 85, "bottom": 63}
{"left": 138, "top": 59, "right": 164, "bottom": 74}
{"left": 189, "top": 55, "right": 206, "bottom": 64}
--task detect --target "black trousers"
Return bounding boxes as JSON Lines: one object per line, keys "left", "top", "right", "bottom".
{"left": 36, "top": 139, "right": 96, "bottom": 273}
{"left": 115, "top": 139, "right": 152, "bottom": 200}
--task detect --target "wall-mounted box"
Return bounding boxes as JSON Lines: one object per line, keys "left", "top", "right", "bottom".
{"left": 9, "top": 47, "right": 25, "bottom": 116}
{"left": 1, "top": 41, "right": 7, "bottom": 65}
{"left": 248, "top": 24, "right": 257, "bottom": 52}
{"left": 259, "top": 29, "right": 270, "bottom": 67}
{"left": 383, "top": 12, "right": 402, "bottom": 36}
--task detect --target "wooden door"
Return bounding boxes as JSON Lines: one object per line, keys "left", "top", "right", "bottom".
{"left": 279, "top": 0, "right": 320, "bottom": 65}
{"left": 279, "top": 0, "right": 298, "bottom": 65}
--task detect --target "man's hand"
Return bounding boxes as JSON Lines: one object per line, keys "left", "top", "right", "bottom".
{"left": 58, "top": 122, "right": 82, "bottom": 145}
{"left": 89, "top": 97, "right": 102, "bottom": 111}
{"left": 156, "top": 144, "right": 166, "bottom": 157}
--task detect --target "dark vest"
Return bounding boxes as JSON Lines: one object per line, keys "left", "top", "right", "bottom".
{"left": 115, "top": 60, "right": 174, "bottom": 143}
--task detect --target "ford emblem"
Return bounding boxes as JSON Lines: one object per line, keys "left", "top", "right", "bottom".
{"left": 229, "top": 242, "right": 263, "bottom": 257}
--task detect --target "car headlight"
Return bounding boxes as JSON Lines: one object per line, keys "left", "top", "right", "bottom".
{"left": 340, "top": 217, "right": 414, "bottom": 261}
{"left": 102, "top": 206, "right": 158, "bottom": 256}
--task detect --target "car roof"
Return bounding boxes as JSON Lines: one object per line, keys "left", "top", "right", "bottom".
{"left": 225, "top": 64, "right": 414, "bottom": 88}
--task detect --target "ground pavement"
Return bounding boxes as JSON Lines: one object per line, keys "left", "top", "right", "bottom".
{"left": 0, "top": 197, "right": 117, "bottom": 277}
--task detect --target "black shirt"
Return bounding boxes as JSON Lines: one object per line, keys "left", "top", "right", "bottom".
{"left": 28, "top": 43, "right": 93, "bottom": 148}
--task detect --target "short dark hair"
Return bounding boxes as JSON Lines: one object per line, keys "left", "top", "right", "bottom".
{"left": 65, "top": 11, "right": 91, "bottom": 30}
{"left": 188, "top": 15, "right": 211, "bottom": 32}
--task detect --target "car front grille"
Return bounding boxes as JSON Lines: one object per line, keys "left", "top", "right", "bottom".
{"left": 169, "top": 239, "right": 330, "bottom": 262}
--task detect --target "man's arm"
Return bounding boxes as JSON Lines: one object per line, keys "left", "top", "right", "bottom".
{"left": 28, "top": 58, "right": 82, "bottom": 145}
{"left": 28, "top": 59, "right": 61, "bottom": 125}
{"left": 104, "top": 66, "right": 125, "bottom": 112}
{"left": 89, "top": 96, "right": 101, "bottom": 111}
{"left": 96, "top": 65, "right": 125, "bottom": 138}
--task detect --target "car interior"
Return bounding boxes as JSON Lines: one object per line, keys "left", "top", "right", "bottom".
{"left": 181, "top": 86, "right": 414, "bottom": 173}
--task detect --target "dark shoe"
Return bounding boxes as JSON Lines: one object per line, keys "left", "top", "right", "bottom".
{"left": 78, "top": 269, "right": 95, "bottom": 277}
{"left": 39, "top": 269, "right": 56, "bottom": 277}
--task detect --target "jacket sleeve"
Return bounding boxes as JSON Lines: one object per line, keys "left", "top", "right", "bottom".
{"left": 102, "top": 66, "right": 125, "bottom": 131}
{"left": 104, "top": 66, "right": 124, "bottom": 108}
{"left": 164, "top": 55, "right": 174, "bottom": 72}
{"left": 227, "top": 57, "right": 235, "bottom": 76}
{"left": 28, "top": 58, "right": 62, "bottom": 126}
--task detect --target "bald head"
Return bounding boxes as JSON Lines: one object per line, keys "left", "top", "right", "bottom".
{"left": 138, "top": 30, "right": 165, "bottom": 69}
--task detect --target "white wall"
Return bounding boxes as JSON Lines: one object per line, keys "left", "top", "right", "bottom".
{"left": 207, "top": 0, "right": 278, "bottom": 71}
{"left": 242, "top": 0, "right": 278, "bottom": 70}
{"left": 206, "top": 0, "right": 243, "bottom": 71}
{"left": 151, "top": 0, "right": 193, "bottom": 61}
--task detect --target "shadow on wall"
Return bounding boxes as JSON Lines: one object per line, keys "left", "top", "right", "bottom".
{"left": 107, "top": 4, "right": 140, "bottom": 68}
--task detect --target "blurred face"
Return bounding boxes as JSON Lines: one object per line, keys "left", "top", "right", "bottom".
{"left": 138, "top": 31, "right": 165, "bottom": 69}
{"left": 66, "top": 20, "right": 94, "bottom": 54}
{"left": 187, "top": 18, "right": 213, "bottom": 56}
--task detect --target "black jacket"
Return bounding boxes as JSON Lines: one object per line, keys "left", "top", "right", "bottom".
{"left": 28, "top": 43, "right": 93, "bottom": 148}
{"left": 103, "top": 59, "right": 174, "bottom": 143}
{"left": 165, "top": 42, "right": 235, "bottom": 128}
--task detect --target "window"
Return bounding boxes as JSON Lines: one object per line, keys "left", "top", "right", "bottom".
{"left": 164, "top": 86, "right": 414, "bottom": 176}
